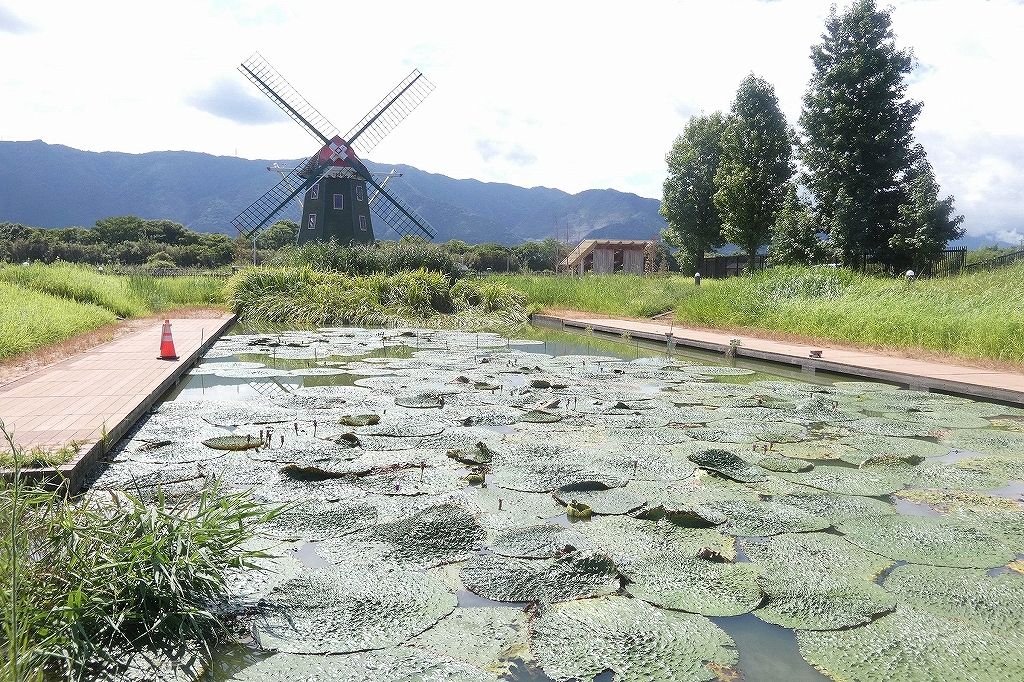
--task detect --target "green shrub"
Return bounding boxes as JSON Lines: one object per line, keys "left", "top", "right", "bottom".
{"left": 276, "top": 239, "right": 461, "bottom": 279}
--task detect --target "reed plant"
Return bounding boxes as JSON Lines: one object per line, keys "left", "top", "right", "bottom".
{"left": 275, "top": 239, "right": 461, "bottom": 279}
{"left": 0, "top": 421, "right": 279, "bottom": 681}
{"left": 0, "top": 282, "right": 116, "bottom": 360}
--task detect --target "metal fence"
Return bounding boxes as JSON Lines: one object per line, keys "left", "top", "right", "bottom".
{"left": 963, "top": 248, "right": 1024, "bottom": 274}
{"left": 697, "top": 254, "right": 768, "bottom": 279}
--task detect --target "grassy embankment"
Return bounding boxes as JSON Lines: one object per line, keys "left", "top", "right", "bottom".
{"left": 495, "top": 264, "right": 1024, "bottom": 364}
{"left": 0, "top": 263, "right": 226, "bottom": 360}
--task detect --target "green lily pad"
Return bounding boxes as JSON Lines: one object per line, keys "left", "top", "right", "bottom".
{"left": 701, "top": 498, "right": 831, "bottom": 537}
{"left": 625, "top": 554, "right": 763, "bottom": 616}
{"left": 837, "top": 433, "right": 950, "bottom": 461}
{"left": 772, "top": 490, "right": 896, "bottom": 523}
{"left": 837, "top": 514, "right": 1016, "bottom": 568}
{"left": 883, "top": 563, "right": 1024, "bottom": 631}
{"left": 255, "top": 563, "right": 456, "bottom": 654}
{"left": 745, "top": 532, "right": 895, "bottom": 630}
{"left": 408, "top": 607, "right": 528, "bottom": 673}
{"left": 342, "top": 503, "right": 485, "bottom": 568}
{"left": 577, "top": 516, "right": 736, "bottom": 566}
{"left": 202, "top": 435, "right": 264, "bottom": 451}
{"left": 229, "top": 648, "right": 496, "bottom": 681}
{"left": 688, "top": 449, "right": 767, "bottom": 483}
{"left": 530, "top": 596, "right": 738, "bottom": 682}
{"left": 796, "top": 604, "right": 1024, "bottom": 682}
{"left": 337, "top": 414, "right": 381, "bottom": 426}
{"left": 782, "top": 463, "right": 908, "bottom": 497}
{"left": 261, "top": 499, "right": 379, "bottom": 542}
{"left": 460, "top": 551, "right": 619, "bottom": 603}
{"left": 941, "top": 427, "right": 1024, "bottom": 454}
{"left": 490, "top": 524, "right": 590, "bottom": 559}
{"left": 552, "top": 481, "right": 647, "bottom": 515}
{"left": 848, "top": 416, "right": 941, "bottom": 438}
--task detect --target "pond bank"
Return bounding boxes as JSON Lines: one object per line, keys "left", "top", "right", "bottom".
{"left": 534, "top": 312, "right": 1024, "bottom": 407}
{"left": 0, "top": 313, "right": 235, "bottom": 490}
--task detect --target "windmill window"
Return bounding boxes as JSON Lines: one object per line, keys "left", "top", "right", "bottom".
{"left": 307, "top": 214, "right": 317, "bottom": 230}
{"left": 355, "top": 185, "right": 364, "bottom": 202}
{"left": 310, "top": 184, "right": 319, "bottom": 200}
{"left": 358, "top": 215, "right": 368, "bottom": 231}
{"left": 333, "top": 194, "right": 344, "bottom": 210}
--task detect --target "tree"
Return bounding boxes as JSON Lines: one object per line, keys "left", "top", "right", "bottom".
{"left": 714, "top": 74, "right": 793, "bottom": 268}
{"left": 256, "top": 220, "right": 299, "bottom": 250}
{"left": 93, "top": 216, "right": 145, "bottom": 245}
{"left": 888, "top": 145, "right": 964, "bottom": 271}
{"left": 661, "top": 112, "right": 729, "bottom": 273}
{"left": 799, "top": 0, "right": 921, "bottom": 266}
{"left": 767, "top": 183, "right": 824, "bottom": 266}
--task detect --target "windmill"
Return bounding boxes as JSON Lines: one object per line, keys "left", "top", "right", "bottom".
{"left": 232, "top": 53, "right": 436, "bottom": 246}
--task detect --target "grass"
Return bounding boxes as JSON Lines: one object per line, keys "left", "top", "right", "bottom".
{"left": 228, "top": 267, "right": 528, "bottom": 331}
{"left": 0, "top": 264, "right": 227, "bottom": 361}
{"left": 0, "top": 422, "right": 279, "bottom": 680}
{"left": 495, "top": 264, "right": 1024, "bottom": 364}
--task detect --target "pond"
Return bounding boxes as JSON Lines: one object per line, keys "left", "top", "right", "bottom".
{"left": 89, "top": 324, "right": 1024, "bottom": 681}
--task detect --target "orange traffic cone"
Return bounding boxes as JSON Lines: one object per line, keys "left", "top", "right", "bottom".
{"left": 158, "top": 319, "right": 178, "bottom": 360}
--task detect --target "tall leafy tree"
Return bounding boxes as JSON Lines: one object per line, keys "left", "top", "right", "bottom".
{"left": 714, "top": 74, "right": 793, "bottom": 268}
{"left": 889, "top": 145, "right": 964, "bottom": 270}
{"left": 768, "top": 183, "right": 824, "bottom": 266}
{"left": 800, "top": 0, "right": 921, "bottom": 266}
{"left": 660, "top": 112, "right": 729, "bottom": 273}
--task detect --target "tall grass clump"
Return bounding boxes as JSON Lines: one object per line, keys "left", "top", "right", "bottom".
{"left": 492, "top": 273, "right": 693, "bottom": 317}
{"left": 276, "top": 239, "right": 462, "bottom": 279}
{"left": 0, "top": 282, "right": 116, "bottom": 360}
{"left": 229, "top": 267, "right": 526, "bottom": 330}
{"left": 0, "top": 422, "right": 279, "bottom": 680}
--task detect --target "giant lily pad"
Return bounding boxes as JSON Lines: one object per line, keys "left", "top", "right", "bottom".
{"left": 255, "top": 563, "right": 456, "bottom": 654}
{"left": 883, "top": 563, "right": 1024, "bottom": 631}
{"left": 490, "top": 524, "right": 590, "bottom": 559}
{"left": 688, "top": 449, "right": 767, "bottom": 483}
{"left": 700, "top": 498, "right": 831, "bottom": 537}
{"left": 744, "top": 532, "right": 895, "bottom": 630}
{"left": 837, "top": 514, "right": 1015, "bottom": 568}
{"left": 229, "top": 647, "right": 496, "bottom": 681}
{"left": 796, "top": 604, "right": 1024, "bottom": 681}
{"left": 530, "top": 596, "right": 738, "bottom": 682}
{"left": 460, "top": 551, "right": 619, "bottom": 603}
{"left": 625, "top": 554, "right": 763, "bottom": 617}
{"left": 407, "top": 607, "right": 528, "bottom": 673}
{"left": 552, "top": 481, "right": 647, "bottom": 515}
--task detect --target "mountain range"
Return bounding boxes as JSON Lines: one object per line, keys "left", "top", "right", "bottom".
{"left": 0, "top": 141, "right": 666, "bottom": 245}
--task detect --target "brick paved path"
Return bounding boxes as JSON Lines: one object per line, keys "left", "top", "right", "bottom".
{"left": 0, "top": 316, "right": 234, "bottom": 452}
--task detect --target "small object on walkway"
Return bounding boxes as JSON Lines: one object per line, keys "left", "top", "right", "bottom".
{"left": 809, "top": 349, "right": 823, "bottom": 358}
{"left": 157, "top": 320, "right": 178, "bottom": 360}
{"left": 293, "top": 421, "right": 299, "bottom": 435}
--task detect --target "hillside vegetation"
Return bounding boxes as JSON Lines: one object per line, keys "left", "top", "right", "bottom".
{"left": 498, "top": 264, "right": 1024, "bottom": 364}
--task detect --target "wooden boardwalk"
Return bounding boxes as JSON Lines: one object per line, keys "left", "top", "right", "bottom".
{"left": 535, "top": 313, "right": 1024, "bottom": 407}
{"left": 0, "top": 315, "right": 235, "bottom": 487}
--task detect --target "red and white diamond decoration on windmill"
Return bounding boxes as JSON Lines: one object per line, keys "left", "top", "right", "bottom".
{"left": 320, "top": 136, "right": 357, "bottom": 168}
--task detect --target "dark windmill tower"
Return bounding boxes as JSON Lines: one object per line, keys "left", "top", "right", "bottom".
{"left": 232, "top": 53, "right": 436, "bottom": 246}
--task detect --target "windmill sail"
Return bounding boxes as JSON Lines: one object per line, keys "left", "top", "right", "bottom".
{"left": 239, "top": 53, "right": 339, "bottom": 144}
{"left": 364, "top": 175, "right": 435, "bottom": 240}
{"left": 345, "top": 70, "right": 435, "bottom": 157}
{"left": 231, "top": 159, "right": 316, "bottom": 239}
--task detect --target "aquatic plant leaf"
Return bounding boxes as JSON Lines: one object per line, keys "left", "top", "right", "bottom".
{"left": 577, "top": 516, "right": 735, "bottom": 566}
{"left": 229, "top": 647, "right": 496, "bottom": 681}
{"left": 701, "top": 498, "right": 830, "bottom": 537}
{"left": 255, "top": 564, "right": 456, "bottom": 654}
{"left": 836, "top": 433, "right": 949, "bottom": 461}
{"left": 358, "top": 414, "right": 446, "bottom": 437}
{"left": 90, "top": 643, "right": 209, "bottom": 682}
{"left": 837, "top": 514, "right": 1015, "bottom": 568}
{"left": 343, "top": 503, "right": 485, "bottom": 567}
{"left": 910, "top": 459, "right": 1009, "bottom": 491}
{"left": 941, "top": 427, "right": 1024, "bottom": 454}
{"left": 883, "top": 563, "right": 1024, "bottom": 631}
{"left": 796, "top": 604, "right": 1024, "bottom": 681}
{"left": 770, "top": 439, "right": 857, "bottom": 461}
{"left": 782, "top": 463, "right": 908, "bottom": 497}
{"left": 447, "top": 441, "right": 496, "bottom": 465}
{"left": 460, "top": 551, "right": 619, "bottom": 603}
{"left": 395, "top": 392, "right": 445, "bottom": 408}
{"left": 754, "top": 455, "right": 813, "bottom": 473}
{"left": 883, "top": 409, "right": 992, "bottom": 430}
{"left": 847, "top": 416, "right": 940, "bottom": 438}
{"left": 517, "top": 409, "right": 563, "bottom": 423}
{"left": 408, "top": 607, "right": 528, "bottom": 673}
{"left": 626, "top": 555, "right": 763, "bottom": 616}
{"left": 261, "top": 498, "right": 379, "bottom": 541}
{"left": 744, "top": 532, "right": 895, "bottom": 630}
{"left": 202, "top": 435, "right": 263, "bottom": 451}
{"left": 337, "top": 414, "right": 380, "bottom": 426}
{"left": 530, "top": 596, "right": 737, "bottom": 682}
{"left": 199, "top": 401, "right": 297, "bottom": 427}
{"left": 224, "top": 537, "right": 303, "bottom": 609}
{"left": 688, "top": 449, "right": 767, "bottom": 483}
{"left": 772, "top": 490, "right": 895, "bottom": 524}
{"left": 893, "top": 488, "right": 1024, "bottom": 514}
{"left": 552, "top": 481, "right": 647, "bottom": 515}
{"left": 490, "top": 523, "right": 590, "bottom": 559}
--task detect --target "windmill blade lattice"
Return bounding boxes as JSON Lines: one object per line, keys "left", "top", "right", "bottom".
{"left": 366, "top": 177, "right": 436, "bottom": 240}
{"left": 345, "top": 70, "right": 435, "bottom": 157}
{"left": 239, "top": 53, "right": 339, "bottom": 144}
{"left": 231, "top": 160, "right": 315, "bottom": 239}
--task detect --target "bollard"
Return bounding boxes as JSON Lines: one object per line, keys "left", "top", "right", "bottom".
{"left": 694, "top": 272, "right": 701, "bottom": 286}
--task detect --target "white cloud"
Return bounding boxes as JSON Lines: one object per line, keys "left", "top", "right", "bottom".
{"left": 0, "top": 0, "right": 1021, "bottom": 240}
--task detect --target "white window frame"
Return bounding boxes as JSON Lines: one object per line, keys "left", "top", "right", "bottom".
{"left": 307, "top": 213, "right": 317, "bottom": 230}
{"left": 358, "top": 215, "right": 368, "bottom": 231}
{"left": 310, "top": 183, "right": 319, "bottom": 200}
{"left": 355, "top": 184, "right": 364, "bottom": 201}
{"left": 333, "top": 193, "right": 344, "bottom": 210}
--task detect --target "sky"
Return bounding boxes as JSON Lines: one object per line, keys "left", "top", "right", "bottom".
{"left": 1, "top": 0, "right": 1022, "bottom": 242}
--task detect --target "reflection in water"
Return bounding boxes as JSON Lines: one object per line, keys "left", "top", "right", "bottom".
{"left": 712, "top": 614, "right": 829, "bottom": 682}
